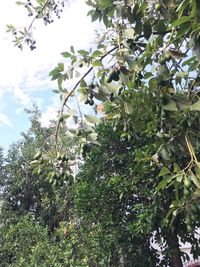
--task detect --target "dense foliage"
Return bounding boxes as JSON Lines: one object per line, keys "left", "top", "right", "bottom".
{"left": 2, "top": 0, "right": 200, "bottom": 266}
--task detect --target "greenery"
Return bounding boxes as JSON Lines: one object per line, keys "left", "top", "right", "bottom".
{"left": 2, "top": 0, "right": 200, "bottom": 266}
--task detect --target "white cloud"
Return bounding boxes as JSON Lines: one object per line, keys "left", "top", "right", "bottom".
{"left": 13, "top": 86, "right": 31, "bottom": 106}
{"left": 40, "top": 106, "right": 59, "bottom": 127}
{"left": 0, "top": 0, "right": 98, "bottom": 106}
{"left": 0, "top": 0, "right": 100, "bottom": 148}
{"left": 0, "top": 113, "right": 13, "bottom": 127}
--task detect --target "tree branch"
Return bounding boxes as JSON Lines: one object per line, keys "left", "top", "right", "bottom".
{"left": 54, "top": 45, "right": 119, "bottom": 149}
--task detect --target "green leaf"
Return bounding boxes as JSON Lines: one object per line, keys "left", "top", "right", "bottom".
{"left": 61, "top": 51, "right": 71, "bottom": 58}
{"left": 103, "top": 83, "right": 121, "bottom": 93}
{"left": 58, "top": 77, "right": 63, "bottom": 90}
{"left": 176, "top": 174, "right": 183, "bottom": 183}
{"left": 68, "top": 128, "right": 77, "bottom": 135}
{"left": 158, "top": 167, "right": 170, "bottom": 177}
{"left": 176, "top": 71, "right": 188, "bottom": 78}
{"left": 16, "top": 1, "right": 24, "bottom": 5}
{"left": 30, "top": 160, "right": 40, "bottom": 166}
{"left": 173, "top": 163, "right": 181, "bottom": 173}
{"left": 143, "top": 21, "right": 152, "bottom": 39}
{"left": 92, "top": 50, "right": 103, "bottom": 57}
{"left": 123, "top": 28, "right": 135, "bottom": 39}
{"left": 78, "top": 50, "right": 89, "bottom": 57}
{"left": 138, "top": 2, "right": 148, "bottom": 13}
{"left": 92, "top": 60, "right": 102, "bottom": 67}
{"left": 85, "top": 115, "right": 100, "bottom": 124}
{"left": 191, "top": 172, "right": 200, "bottom": 188}
{"left": 79, "top": 93, "right": 88, "bottom": 102}
{"left": 169, "top": 16, "right": 191, "bottom": 29}
{"left": 119, "top": 192, "right": 123, "bottom": 200}
{"left": 99, "top": 0, "right": 113, "bottom": 10}
{"left": 163, "top": 100, "right": 178, "bottom": 112}
{"left": 58, "top": 63, "right": 64, "bottom": 71}
{"left": 155, "top": 20, "right": 166, "bottom": 34}
{"left": 80, "top": 79, "right": 87, "bottom": 87}
{"left": 124, "top": 55, "right": 136, "bottom": 69}
{"left": 123, "top": 101, "right": 133, "bottom": 114}
{"left": 88, "top": 132, "right": 98, "bottom": 142}
{"left": 52, "top": 89, "right": 60, "bottom": 94}
{"left": 94, "top": 91, "right": 107, "bottom": 101}
{"left": 177, "top": 0, "right": 189, "bottom": 14}
{"left": 156, "top": 178, "right": 169, "bottom": 191}
{"left": 190, "top": 100, "right": 200, "bottom": 111}
{"left": 91, "top": 10, "right": 102, "bottom": 22}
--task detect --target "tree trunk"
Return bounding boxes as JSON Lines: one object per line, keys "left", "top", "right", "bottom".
{"left": 165, "top": 228, "right": 183, "bottom": 267}
{"left": 171, "top": 254, "right": 183, "bottom": 267}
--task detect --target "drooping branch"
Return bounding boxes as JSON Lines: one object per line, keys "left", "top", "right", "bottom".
{"left": 54, "top": 45, "right": 119, "bottom": 149}
{"left": 16, "top": 0, "right": 67, "bottom": 49}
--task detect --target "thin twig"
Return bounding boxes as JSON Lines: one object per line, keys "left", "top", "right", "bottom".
{"left": 188, "top": 67, "right": 200, "bottom": 98}
{"left": 74, "top": 92, "right": 83, "bottom": 125}
{"left": 19, "top": 0, "right": 49, "bottom": 46}
{"left": 29, "top": 1, "right": 49, "bottom": 29}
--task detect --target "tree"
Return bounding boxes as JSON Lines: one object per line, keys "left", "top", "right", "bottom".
{"left": 7, "top": 0, "right": 200, "bottom": 266}
{"left": 0, "top": 109, "right": 82, "bottom": 266}
{"left": 74, "top": 119, "right": 200, "bottom": 267}
{"left": 0, "top": 107, "right": 75, "bottom": 228}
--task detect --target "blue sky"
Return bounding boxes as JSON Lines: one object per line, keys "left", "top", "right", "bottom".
{"left": 0, "top": 0, "right": 98, "bottom": 152}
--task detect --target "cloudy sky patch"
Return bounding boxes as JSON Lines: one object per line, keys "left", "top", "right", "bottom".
{"left": 0, "top": 0, "right": 99, "bottom": 151}
{"left": 0, "top": 113, "right": 13, "bottom": 128}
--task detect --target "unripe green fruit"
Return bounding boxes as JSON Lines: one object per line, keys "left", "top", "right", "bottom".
{"left": 159, "top": 56, "right": 166, "bottom": 65}
{"left": 190, "top": 212, "right": 196, "bottom": 222}
{"left": 183, "top": 187, "right": 190, "bottom": 198}
{"left": 155, "top": 3, "right": 161, "bottom": 10}
{"left": 187, "top": 224, "right": 193, "bottom": 232}
{"left": 191, "top": 203, "right": 198, "bottom": 213}
{"left": 34, "top": 151, "right": 42, "bottom": 160}
{"left": 164, "top": 53, "right": 171, "bottom": 61}
{"left": 59, "top": 116, "right": 64, "bottom": 123}
{"left": 184, "top": 176, "right": 192, "bottom": 189}
{"left": 185, "top": 214, "right": 192, "bottom": 225}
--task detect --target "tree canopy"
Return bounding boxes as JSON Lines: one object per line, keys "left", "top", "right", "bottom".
{"left": 2, "top": 0, "right": 200, "bottom": 266}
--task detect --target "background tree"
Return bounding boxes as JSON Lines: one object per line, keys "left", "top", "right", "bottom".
{"left": 0, "top": 108, "right": 79, "bottom": 266}
{"left": 74, "top": 117, "right": 200, "bottom": 267}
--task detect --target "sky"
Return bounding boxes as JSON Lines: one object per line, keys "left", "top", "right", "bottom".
{"left": 0, "top": 0, "right": 98, "bottom": 152}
